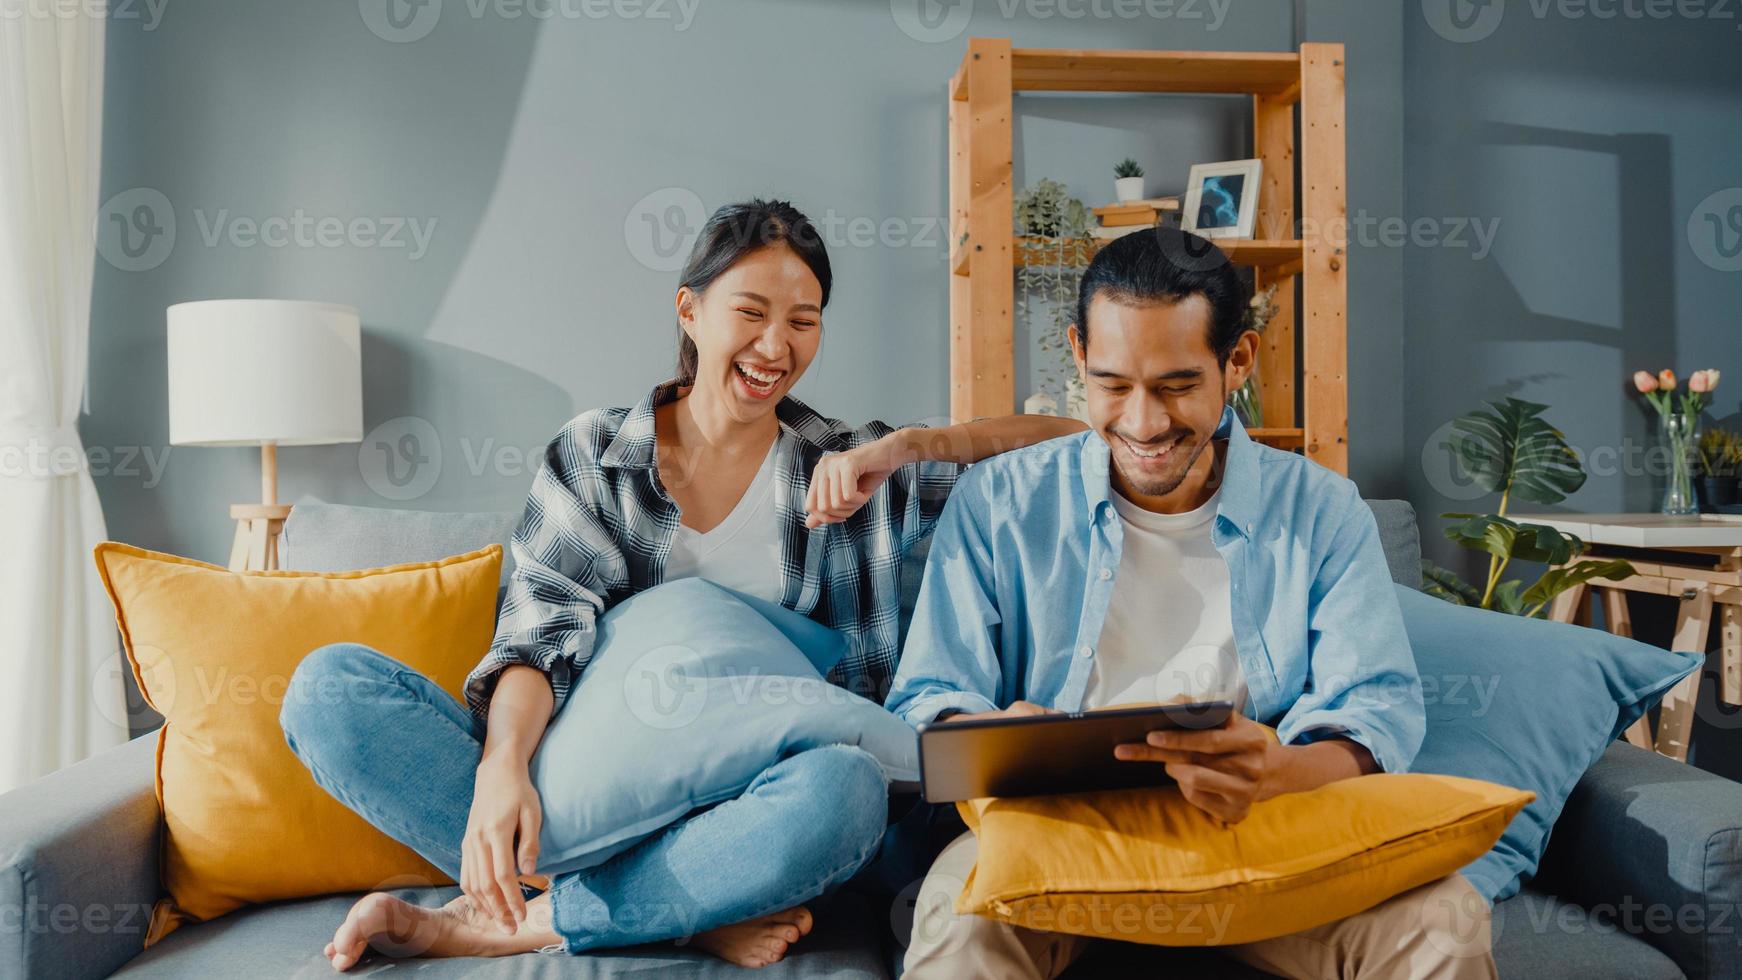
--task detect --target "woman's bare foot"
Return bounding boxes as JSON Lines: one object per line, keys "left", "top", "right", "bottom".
{"left": 686, "top": 906, "right": 814, "bottom": 969}
{"left": 323, "top": 891, "right": 559, "bottom": 971}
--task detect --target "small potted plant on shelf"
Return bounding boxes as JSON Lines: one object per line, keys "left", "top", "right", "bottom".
{"left": 1113, "top": 158, "right": 1145, "bottom": 203}
{"left": 1697, "top": 426, "right": 1742, "bottom": 511}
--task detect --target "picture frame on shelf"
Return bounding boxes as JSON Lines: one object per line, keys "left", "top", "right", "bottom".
{"left": 1182, "top": 158, "right": 1263, "bottom": 239}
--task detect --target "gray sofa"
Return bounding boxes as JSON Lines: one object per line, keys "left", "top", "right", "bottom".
{"left": 4, "top": 500, "right": 1739, "bottom": 979}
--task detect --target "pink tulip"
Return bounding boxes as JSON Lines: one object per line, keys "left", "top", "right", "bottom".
{"left": 1659, "top": 369, "right": 1678, "bottom": 391}
{"left": 1691, "top": 370, "right": 1711, "bottom": 393}
{"left": 1633, "top": 370, "right": 1658, "bottom": 393}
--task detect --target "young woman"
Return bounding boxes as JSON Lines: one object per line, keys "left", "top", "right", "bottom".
{"left": 281, "top": 199, "right": 1083, "bottom": 971}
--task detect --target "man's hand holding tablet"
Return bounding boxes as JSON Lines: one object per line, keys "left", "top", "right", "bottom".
{"left": 942, "top": 701, "right": 1264, "bottom": 823}
{"left": 1111, "top": 711, "right": 1278, "bottom": 824}
{"left": 1113, "top": 713, "right": 1385, "bottom": 825}
{"left": 918, "top": 701, "right": 1236, "bottom": 805}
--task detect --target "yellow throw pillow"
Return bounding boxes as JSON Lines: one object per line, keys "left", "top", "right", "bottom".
{"left": 93, "top": 542, "right": 503, "bottom": 945}
{"left": 955, "top": 772, "right": 1533, "bottom": 947}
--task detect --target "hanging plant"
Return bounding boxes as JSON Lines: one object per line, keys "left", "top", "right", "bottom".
{"left": 1013, "top": 180, "right": 1094, "bottom": 405}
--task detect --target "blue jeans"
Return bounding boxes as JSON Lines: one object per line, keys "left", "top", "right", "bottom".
{"left": 279, "top": 643, "right": 889, "bottom": 954}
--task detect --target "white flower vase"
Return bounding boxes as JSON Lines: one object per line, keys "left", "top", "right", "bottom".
{"left": 1660, "top": 412, "right": 1700, "bottom": 516}
{"left": 1114, "top": 177, "right": 1144, "bottom": 203}
{"left": 1023, "top": 391, "right": 1059, "bottom": 417}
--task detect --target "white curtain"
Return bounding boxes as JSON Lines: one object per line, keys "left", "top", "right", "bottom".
{"left": 0, "top": 1, "right": 128, "bottom": 792}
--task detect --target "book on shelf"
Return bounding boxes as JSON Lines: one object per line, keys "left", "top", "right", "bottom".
{"left": 1092, "top": 197, "right": 1181, "bottom": 227}
{"left": 1088, "top": 224, "right": 1152, "bottom": 241}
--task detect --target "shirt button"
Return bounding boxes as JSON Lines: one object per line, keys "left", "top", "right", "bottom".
{"left": 1098, "top": 568, "right": 1113, "bottom": 581}
{"left": 1078, "top": 644, "right": 1094, "bottom": 658}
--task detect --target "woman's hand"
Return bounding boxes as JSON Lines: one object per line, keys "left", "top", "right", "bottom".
{"left": 804, "top": 432, "right": 916, "bottom": 528}
{"left": 462, "top": 753, "right": 544, "bottom": 934}
{"left": 941, "top": 700, "right": 1057, "bottom": 724}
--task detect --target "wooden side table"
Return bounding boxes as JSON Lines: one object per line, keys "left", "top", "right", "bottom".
{"left": 1514, "top": 513, "right": 1742, "bottom": 762}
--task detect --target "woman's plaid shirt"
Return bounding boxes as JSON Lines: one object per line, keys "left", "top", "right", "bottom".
{"left": 463, "top": 381, "right": 961, "bottom": 718}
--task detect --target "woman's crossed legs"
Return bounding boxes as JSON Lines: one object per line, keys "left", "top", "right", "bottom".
{"left": 280, "top": 643, "right": 888, "bottom": 970}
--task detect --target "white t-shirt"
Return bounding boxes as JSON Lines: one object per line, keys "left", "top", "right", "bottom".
{"left": 664, "top": 442, "right": 784, "bottom": 603}
{"left": 1081, "top": 483, "right": 1249, "bottom": 713}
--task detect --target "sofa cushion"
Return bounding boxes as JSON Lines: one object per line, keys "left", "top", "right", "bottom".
{"left": 531, "top": 579, "right": 917, "bottom": 877}
{"left": 281, "top": 501, "right": 520, "bottom": 584}
{"left": 1397, "top": 584, "right": 1704, "bottom": 903}
{"left": 1535, "top": 738, "right": 1742, "bottom": 979}
{"left": 1364, "top": 498, "right": 1422, "bottom": 589}
{"left": 1490, "top": 886, "right": 1684, "bottom": 979}
{"left": 94, "top": 542, "right": 503, "bottom": 942}
{"left": 107, "top": 884, "right": 890, "bottom": 978}
{"left": 953, "top": 767, "right": 1530, "bottom": 947}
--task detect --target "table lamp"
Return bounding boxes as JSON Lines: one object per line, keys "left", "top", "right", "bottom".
{"left": 167, "top": 299, "right": 363, "bottom": 571}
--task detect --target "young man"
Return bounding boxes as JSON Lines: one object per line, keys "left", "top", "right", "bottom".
{"left": 885, "top": 228, "right": 1493, "bottom": 979}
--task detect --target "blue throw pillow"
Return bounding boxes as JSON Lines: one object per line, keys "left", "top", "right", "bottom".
{"left": 528, "top": 578, "right": 919, "bottom": 877}
{"left": 1396, "top": 583, "right": 1702, "bottom": 902}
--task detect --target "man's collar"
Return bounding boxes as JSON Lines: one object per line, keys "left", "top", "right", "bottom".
{"left": 1080, "top": 405, "right": 1258, "bottom": 539}
{"left": 1213, "top": 405, "right": 1259, "bottom": 539}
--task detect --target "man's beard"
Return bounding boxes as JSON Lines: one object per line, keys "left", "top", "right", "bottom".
{"left": 1113, "top": 428, "right": 1214, "bottom": 498}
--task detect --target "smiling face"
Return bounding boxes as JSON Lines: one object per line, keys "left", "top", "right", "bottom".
{"left": 1070, "top": 292, "right": 1257, "bottom": 510}
{"left": 676, "top": 244, "right": 824, "bottom": 425}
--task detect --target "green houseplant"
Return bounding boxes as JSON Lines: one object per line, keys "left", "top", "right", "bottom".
{"left": 1422, "top": 397, "right": 1634, "bottom": 617}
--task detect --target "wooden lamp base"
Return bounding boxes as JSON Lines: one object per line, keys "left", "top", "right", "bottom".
{"left": 228, "top": 442, "right": 291, "bottom": 572}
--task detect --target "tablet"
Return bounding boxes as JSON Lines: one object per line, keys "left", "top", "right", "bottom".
{"left": 915, "top": 701, "right": 1235, "bottom": 803}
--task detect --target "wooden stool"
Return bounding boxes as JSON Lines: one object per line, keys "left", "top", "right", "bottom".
{"left": 228, "top": 503, "right": 292, "bottom": 571}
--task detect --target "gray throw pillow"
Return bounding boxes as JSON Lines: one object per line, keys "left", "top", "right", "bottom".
{"left": 280, "top": 500, "right": 520, "bottom": 585}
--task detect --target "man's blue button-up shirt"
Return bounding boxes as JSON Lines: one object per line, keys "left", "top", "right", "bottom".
{"left": 886, "top": 407, "right": 1424, "bottom": 775}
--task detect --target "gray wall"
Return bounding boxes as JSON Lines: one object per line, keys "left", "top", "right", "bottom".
{"left": 1403, "top": 4, "right": 1742, "bottom": 565}
{"left": 89, "top": 2, "right": 1742, "bottom": 765}
{"left": 87, "top": 0, "right": 1405, "bottom": 564}
{"left": 1401, "top": 5, "right": 1742, "bottom": 774}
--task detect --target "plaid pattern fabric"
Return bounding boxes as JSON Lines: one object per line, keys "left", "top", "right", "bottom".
{"left": 463, "top": 380, "right": 962, "bottom": 718}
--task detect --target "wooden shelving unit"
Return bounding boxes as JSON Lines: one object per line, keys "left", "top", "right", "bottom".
{"left": 947, "top": 39, "right": 1350, "bottom": 474}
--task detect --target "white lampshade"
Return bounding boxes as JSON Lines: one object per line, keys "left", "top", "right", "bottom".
{"left": 167, "top": 300, "right": 363, "bottom": 447}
